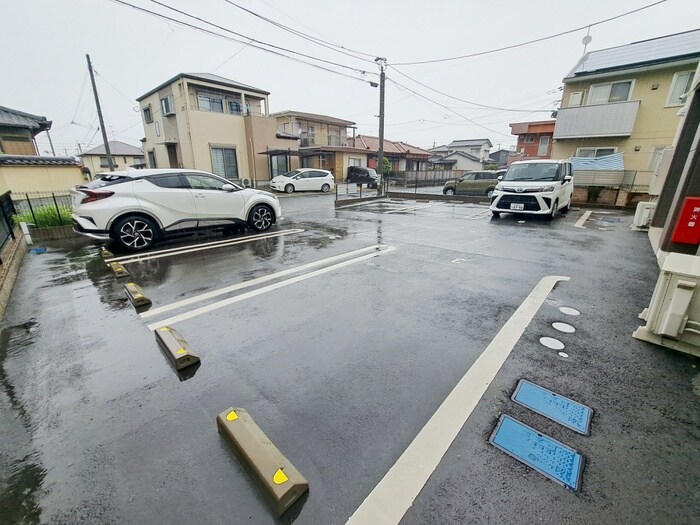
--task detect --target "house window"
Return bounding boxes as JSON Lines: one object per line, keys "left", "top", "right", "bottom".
{"left": 349, "top": 157, "right": 361, "bottom": 166}
{"left": 588, "top": 80, "right": 632, "bottom": 104}
{"left": 99, "top": 156, "right": 117, "bottom": 168}
{"left": 667, "top": 71, "right": 695, "bottom": 106}
{"left": 210, "top": 147, "right": 238, "bottom": 180}
{"left": 537, "top": 136, "right": 550, "bottom": 156}
{"left": 160, "top": 95, "right": 175, "bottom": 116}
{"left": 576, "top": 147, "right": 617, "bottom": 157}
{"left": 227, "top": 99, "right": 242, "bottom": 115}
{"left": 143, "top": 105, "right": 153, "bottom": 123}
{"left": 197, "top": 91, "right": 224, "bottom": 113}
{"left": 523, "top": 135, "right": 535, "bottom": 144}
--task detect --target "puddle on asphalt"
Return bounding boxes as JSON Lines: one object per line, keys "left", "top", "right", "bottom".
{"left": 0, "top": 321, "right": 46, "bottom": 524}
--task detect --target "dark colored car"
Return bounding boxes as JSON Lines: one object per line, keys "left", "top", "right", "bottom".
{"left": 346, "top": 166, "right": 380, "bottom": 188}
{"left": 442, "top": 170, "right": 505, "bottom": 197}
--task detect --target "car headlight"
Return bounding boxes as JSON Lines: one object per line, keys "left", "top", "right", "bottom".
{"left": 540, "top": 185, "right": 555, "bottom": 192}
{"left": 495, "top": 184, "right": 504, "bottom": 191}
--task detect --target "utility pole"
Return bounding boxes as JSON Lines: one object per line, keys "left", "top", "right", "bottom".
{"left": 86, "top": 53, "right": 114, "bottom": 171}
{"left": 45, "top": 130, "right": 56, "bottom": 156}
{"left": 375, "top": 57, "right": 386, "bottom": 196}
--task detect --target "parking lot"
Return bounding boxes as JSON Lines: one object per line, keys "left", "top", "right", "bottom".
{"left": 1, "top": 194, "right": 698, "bottom": 524}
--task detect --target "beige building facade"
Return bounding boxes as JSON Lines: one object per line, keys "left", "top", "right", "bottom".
{"left": 138, "top": 73, "right": 279, "bottom": 185}
{"left": 552, "top": 30, "right": 700, "bottom": 189}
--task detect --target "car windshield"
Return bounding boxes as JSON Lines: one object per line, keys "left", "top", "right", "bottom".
{"left": 503, "top": 163, "right": 560, "bottom": 182}
{"left": 367, "top": 168, "right": 378, "bottom": 178}
{"left": 281, "top": 170, "right": 303, "bottom": 178}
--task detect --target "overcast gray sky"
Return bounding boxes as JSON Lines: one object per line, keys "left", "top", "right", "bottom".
{"left": 2, "top": 0, "right": 699, "bottom": 156}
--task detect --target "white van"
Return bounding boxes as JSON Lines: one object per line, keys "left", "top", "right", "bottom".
{"left": 490, "top": 160, "right": 574, "bottom": 219}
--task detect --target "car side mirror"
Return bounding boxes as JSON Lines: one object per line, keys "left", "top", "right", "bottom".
{"left": 222, "top": 184, "right": 235, "bottom": 192}
{"left": 293, "top": 175, "right": 300, "bottom": 180}
{"left": 564, "top": 175, "right": 572, "bottom": 182}
{"left": 497, "top": 175, "right": 503, "bottom": 181}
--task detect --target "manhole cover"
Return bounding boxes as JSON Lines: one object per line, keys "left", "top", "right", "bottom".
{"left": 552, "top": 322, "right": 576, "bottom": 333}
{"left": 540, "top": 337, "right": 565, "bottom": 350}
{"left": 559, "top": 307, "right": 581, "bottom": 316}
{"left": 489, "top": 415, "right": 584, "bottom": 491}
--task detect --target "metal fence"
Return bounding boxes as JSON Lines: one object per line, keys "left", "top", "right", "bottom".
{"left": 11, "top": 191, "right": 73, "bottom": 228}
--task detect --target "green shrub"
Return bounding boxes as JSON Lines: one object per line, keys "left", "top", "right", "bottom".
{"left": 13, "top": 205, "right": 73, "bottom": 228}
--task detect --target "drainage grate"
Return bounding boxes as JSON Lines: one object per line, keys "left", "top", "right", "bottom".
{"left": 512, "top": 380, "right": 592, "bottom": 435}
{"left": 490, "top": 415, "right": 585, "bottom": 491}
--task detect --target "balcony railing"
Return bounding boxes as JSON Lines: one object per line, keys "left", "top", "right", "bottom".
{"left": 553, "top": 100, "right": 640, "bottom": 139}
{"left": 327, "top": 136, "right": 348, "bottom": 147}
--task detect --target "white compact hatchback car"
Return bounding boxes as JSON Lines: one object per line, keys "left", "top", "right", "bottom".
{"left": 269, "top": 168, "right": 335, "bottom": 193}
{"left": 71, "top": 169, "right": 282, "bottom": 251}
{"left": 490, "top": 160, "right": 574, "bottom": 219}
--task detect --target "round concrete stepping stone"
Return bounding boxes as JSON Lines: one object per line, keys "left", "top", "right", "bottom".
{"left": 540, "top": 337, "right": 565, "bottom": 350}
{"left": 559, "top": 307, "right": 581, "bottom": 316}
{"left": 552, "top": 322, "right": 576, "bottom": 333}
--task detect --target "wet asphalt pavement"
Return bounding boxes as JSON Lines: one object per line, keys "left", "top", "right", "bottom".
{"left": 1, "top": 193, "right": 699, "bottom": 524}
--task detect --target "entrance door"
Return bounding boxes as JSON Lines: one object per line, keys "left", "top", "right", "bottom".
{"left": 166, "top": 143, "right": 178, "bottom": 168}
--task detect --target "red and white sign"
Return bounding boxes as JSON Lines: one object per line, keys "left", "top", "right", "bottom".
{"left": 671, "top": 197, "right": 700, "bottom": 245}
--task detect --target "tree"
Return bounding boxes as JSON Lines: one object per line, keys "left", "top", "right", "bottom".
{"left": 380, "top": 157, "right": 392, "bottom": 176}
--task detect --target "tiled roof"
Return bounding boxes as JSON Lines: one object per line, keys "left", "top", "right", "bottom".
{"left": 137, "top": 73, "right": 269, "bottom": 101}
{"left": 448, "top": 138, "right": 493, "bottom": 148}
{"left": 353, "top": 135, "right": 432, "bottom": 157}
{"left": 271, "top": 110, "right": 355, "bottom": 127}
{"left": 566, "top": 29, "right": 700, "bottom": 80}
{"left": 0, "top": 155, "right": 79, "bottom": 166}
{"left": 0, "top": 106, "right": 52, "bottom": 135}
{"left": 82, "top": 141, "right": 143, "bottom": 156}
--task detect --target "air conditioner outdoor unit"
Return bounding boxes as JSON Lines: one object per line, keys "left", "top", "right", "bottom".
{"left": 631, "top": 201, "right": 656, "bottom": 230}
{"left": 634, "top": 252, "right": 700, "bottom": 357}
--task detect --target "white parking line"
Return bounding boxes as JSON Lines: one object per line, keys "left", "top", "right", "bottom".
{"left": 385, "top": 202, "right": 438, "bottom": 214}
{"left": 105, "top": 229, "right": 304, "bottom": 265}
{"left": 574, "top": 211, "right": 592, "bottom": 229}
{"left": 146, "top": 245, "right": 397, "bottom": 331}
{"left": 345, "top": 275, "right": 570, "bottom": 525}
{"left": 140, "top": 245, "right": 385, "bottom": 319}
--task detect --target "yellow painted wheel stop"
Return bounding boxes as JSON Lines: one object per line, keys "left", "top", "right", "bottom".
{"left": 216, "top": 407, "right": 309, "bottom": 516}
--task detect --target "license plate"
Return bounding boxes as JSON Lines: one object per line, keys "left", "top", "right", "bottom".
{"left": 510, "top": 203, "right": 525, "bottom": 210}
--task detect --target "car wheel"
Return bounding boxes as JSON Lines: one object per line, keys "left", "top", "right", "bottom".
{"left": 444, "top": 188, "right": 455, "bottom": 195}
{"left": 486, "top": 188, "right": 494, "bottom": 198}
{"left": 547, "top": 200, "right": 558, "bottom": 221}
{"left": 248, "top": 204, "right": 274, "bottom": 232}
{"left": 321, "top": 183, "right": 330, "bottom": 193}
{"left": 491, "top": 211, "right": 500, "bottom": 217}
{"left": 113, "top": 215, "right": 158, "bottom": 251}
{"left": 284, "top": 184, "right": 294, "bottom": 194}
{"left": 561, "top": 202, "right": 570, "bottom": 214}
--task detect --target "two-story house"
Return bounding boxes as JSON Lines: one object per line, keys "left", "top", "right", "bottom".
{"left": 137, "top": 73, "right": 294, "bottom": 185}
{"left": 271, "top": 110, "right": 359, "bottom": 177}
{"left": 446, "top": 139, "right": 492, "bottom": 161}
{"left": 81, "top": 140, "right": 145, "bottom": 179}
{"left": 552, "top": 30, "right": 700, "bottom": 189}
{"left": 508, "top": 120, "right": 556, "bottom": 165}
{"left": 0, "top": 105, "right": 83, "bottom": 195}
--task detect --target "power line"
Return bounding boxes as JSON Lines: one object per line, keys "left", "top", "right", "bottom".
{"left": 389, "top": 65, "right": 554, "bottom": 113}
{"left": 393, "top": 0, "right": 668, "bottom": 66}
{"left": 222, "top": 0, "right": 377, "bottom": 62}
{"left": 144, "top": 0, "right": 376, "bottom": 75}
{"left": 70, "top": 70, "right": 89, "bottom": 123}
{"left": 386, "top": 76, "right": 512, "bottom": 138}
{"left": 106, "top": 0, "right": 376, "bottom": 85}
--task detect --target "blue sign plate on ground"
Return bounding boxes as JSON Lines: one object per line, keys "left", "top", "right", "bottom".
{"left": 512, "top": 380, "right": 592, "bottom": 435}
{"left": 489, "top": 415, "right": 585, "bottom": 491}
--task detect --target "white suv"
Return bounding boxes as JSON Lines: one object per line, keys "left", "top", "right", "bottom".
{"left": 71, "top": 169, "right": 282, "bottom": 251}
{"left": 490, "top": 160, "right": 573, "bottom": 219}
